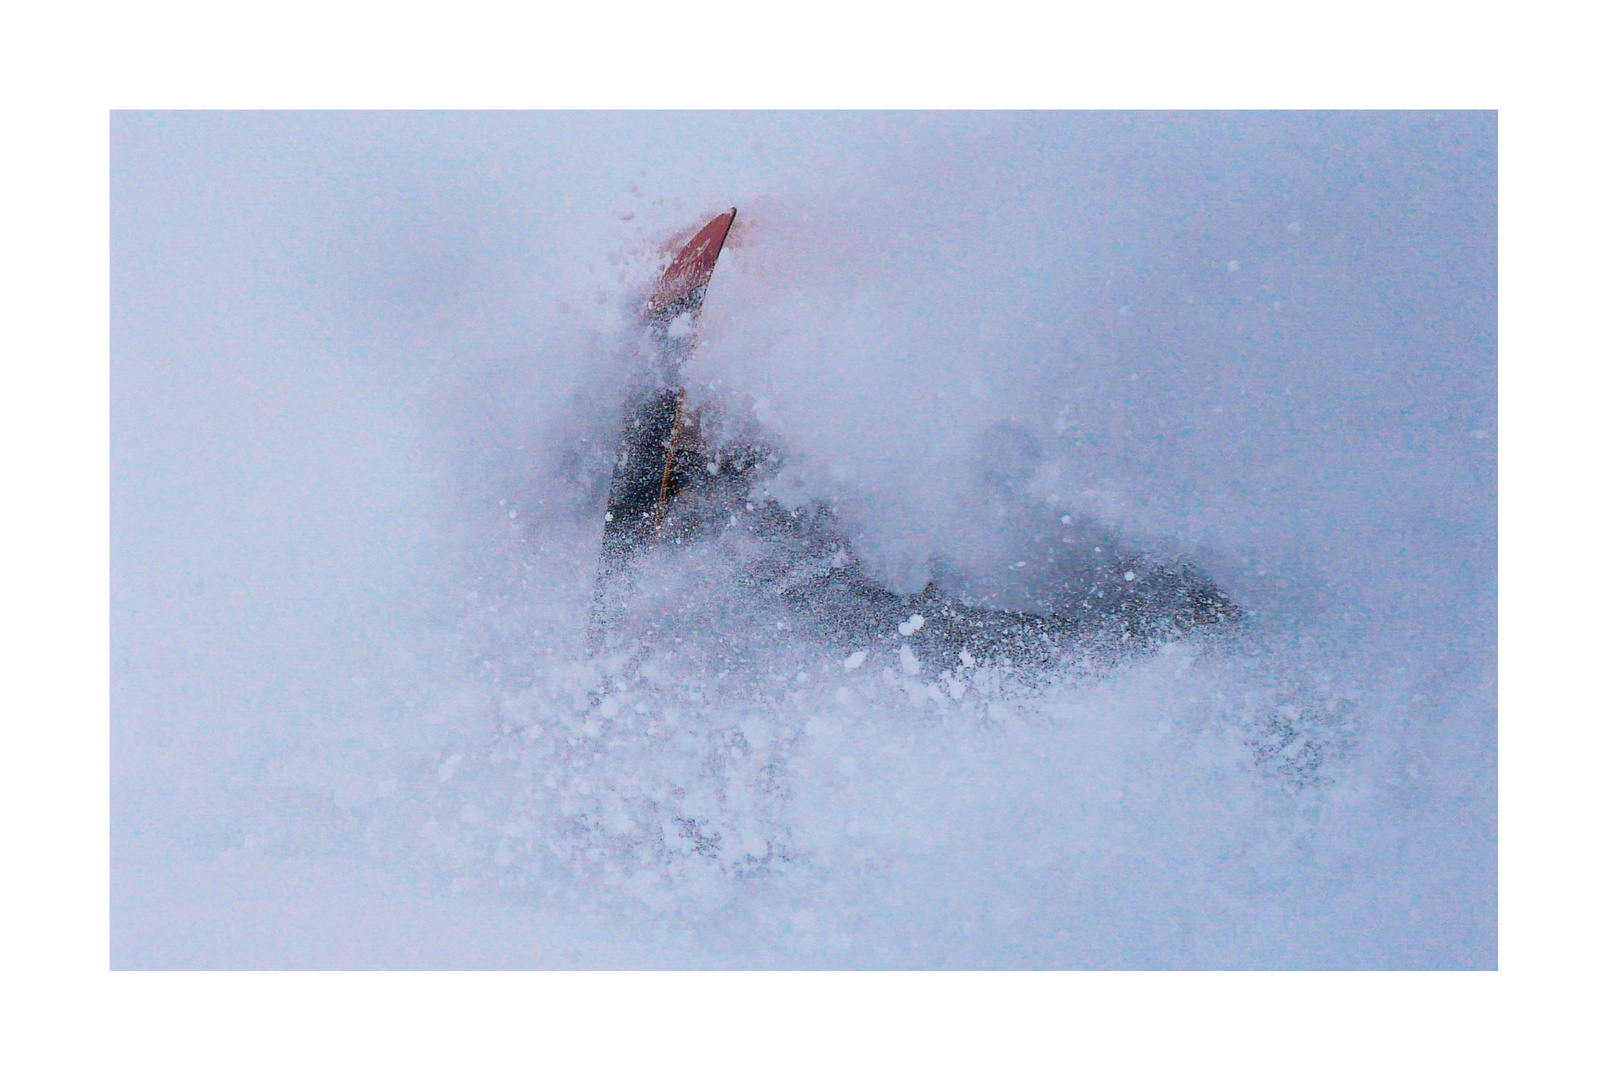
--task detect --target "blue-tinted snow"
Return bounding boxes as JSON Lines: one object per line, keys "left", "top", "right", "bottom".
{"left": 112, "top": 112, "right": 1495, "bottom": 968}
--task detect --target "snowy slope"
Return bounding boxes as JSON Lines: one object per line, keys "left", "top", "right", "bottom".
{"left": 111, "top": 112, "right": 1495, "bottom": 968}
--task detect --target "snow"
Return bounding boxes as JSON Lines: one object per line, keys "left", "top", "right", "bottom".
{"left": 112, "top": 112, "right": 1494, "bottom": 969}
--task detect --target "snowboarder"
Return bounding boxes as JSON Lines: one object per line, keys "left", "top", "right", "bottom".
{"left": 588, "top": 209, "right": 1240, "bottom": 668}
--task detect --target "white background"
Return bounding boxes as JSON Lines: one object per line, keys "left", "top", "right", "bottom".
{"left": 2, "top": 1, "right": 1598, "bottom": 1075}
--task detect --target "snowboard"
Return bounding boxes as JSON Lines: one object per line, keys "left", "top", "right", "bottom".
{"left": 589, "top": 209, "right": 736, "bottom": 643}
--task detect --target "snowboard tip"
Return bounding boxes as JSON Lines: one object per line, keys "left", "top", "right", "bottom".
{"left": 647, "top": 207, "right": 738, "bottom": 314}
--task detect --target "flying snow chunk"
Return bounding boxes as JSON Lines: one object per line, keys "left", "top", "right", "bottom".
{"left": 1124, "top": 570, "right": 1136, "bottom": 581}
{"left": 843, "top": 650, "right": 868, "bottom": 671}
{"left": 438, "top": 753, "right": 463, "bottom": 784}
{"left": 598, "top": 696, "right": 620, "bottom": 718}
{"left": 898, "top": 614, "right": 925, "bottom": 636}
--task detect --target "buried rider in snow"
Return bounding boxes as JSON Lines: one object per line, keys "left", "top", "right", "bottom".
{"left": 640, "top": 401, "right": 1241, "bottom": 672}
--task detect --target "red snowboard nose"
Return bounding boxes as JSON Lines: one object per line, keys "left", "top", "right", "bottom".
{"left": 647, "top": 208, "right": 737, "bottom": 315}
